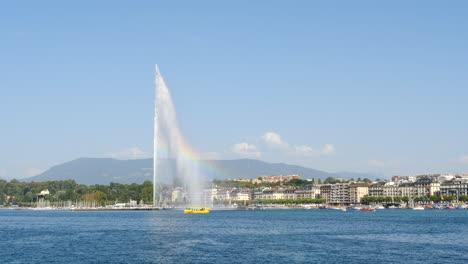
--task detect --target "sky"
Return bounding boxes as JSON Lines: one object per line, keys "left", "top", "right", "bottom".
{"left": 1, "top": 1, "right": 468, "bottom": 179}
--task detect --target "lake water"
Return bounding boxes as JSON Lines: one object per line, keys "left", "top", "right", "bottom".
{"left": 1, "top": 209, "right": 467, "bottom": 263}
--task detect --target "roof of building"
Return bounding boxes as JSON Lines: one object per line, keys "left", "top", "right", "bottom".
{"left": 398, "top": 182, "right": 415, "bottom": 187}
{"left": 369, "top": 181, "right": 387, "bottom": 188}
{"left": 414, "top": 177, "right": 433, "bottom": 185}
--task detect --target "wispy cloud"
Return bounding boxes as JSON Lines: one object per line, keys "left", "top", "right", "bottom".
{"left": 262, "top": 132, "right": 289, "bottom": 149}
{"left": 322, "top": 144, "right": 336, "bottom": 155}
{"left": 261, "top": 132, "right": 335, "bottom": 157}
{"left": 232, "top": 143, "right": 261, "bottom": 158}
{"left": 107, "top": 147, "right": 151, "bottom": 160}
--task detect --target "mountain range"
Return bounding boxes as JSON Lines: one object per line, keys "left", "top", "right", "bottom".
{"left": 22, "top": 158, "right": 378, "bottom": 185}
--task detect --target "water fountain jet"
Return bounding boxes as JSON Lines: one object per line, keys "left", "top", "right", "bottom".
{"left": 153, "top": 65, "right": 204, "bottom": 207}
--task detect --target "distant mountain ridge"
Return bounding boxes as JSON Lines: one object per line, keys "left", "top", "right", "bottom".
{"left": 23, "top": 158, "right": 378, "bottom": 185}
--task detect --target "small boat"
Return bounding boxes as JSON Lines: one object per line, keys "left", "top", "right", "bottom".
{"left": 330, "top": 207, "right": 346, "bottom": 211}
{"left": 412, "top": 206, "right": 424, "bottom": 210}
{"left": 445, "top": 206, "right": 455, "bottom": 210}
{"left": 374, "top": 205, "right": 385, "bottom": 210}
{"left": 184, "top": 207, "right": 211, "bottom": 214}
{"left": 360, "top": 208, "right": 375, "bottom": 212}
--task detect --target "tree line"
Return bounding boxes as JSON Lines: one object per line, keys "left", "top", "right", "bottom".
{"left": 0, "top": 179, "right": 153, "bottom": 206}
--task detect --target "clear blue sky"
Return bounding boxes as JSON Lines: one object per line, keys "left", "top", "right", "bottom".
{"left": 1, "top": 1, "right": 468, "bottom": 179}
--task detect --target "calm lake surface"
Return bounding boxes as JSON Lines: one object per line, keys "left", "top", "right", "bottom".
{"left": 1, "top": 209, "right": 467, "bottom": 263}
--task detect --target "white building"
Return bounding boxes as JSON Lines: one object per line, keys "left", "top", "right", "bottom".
{"left": 171, "top": 187, "right": 184, "bottom": 202}
{"left": 203, "top": 188, "right": 217, "bottom": 204}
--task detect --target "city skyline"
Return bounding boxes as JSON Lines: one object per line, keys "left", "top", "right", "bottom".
{"left": 1, "top": 1, "right": 468, "bottom": 179}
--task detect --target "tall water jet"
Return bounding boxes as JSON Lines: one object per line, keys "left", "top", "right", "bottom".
{"left": 153, "top": 65, "right": 159, "bottom": 207}
{"left": 153, "top": 65, "right": 204, "bottom": 207}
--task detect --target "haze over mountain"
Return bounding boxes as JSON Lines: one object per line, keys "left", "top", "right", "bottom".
{"left": 22, "top": 158, "right": 378, "bottom": 185}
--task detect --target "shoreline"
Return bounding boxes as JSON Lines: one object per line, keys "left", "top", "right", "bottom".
{"left": 0, "top": 206, "right": 465, "bottom": 211}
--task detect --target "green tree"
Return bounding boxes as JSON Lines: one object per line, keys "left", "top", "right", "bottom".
{"left": 285, "top": 179, "right": 310, "bottom": 187}
{"left": 139, "top": 181, "right": 153, "bottom": 203}
{"left": 429, "top": 195, "right": 440, "bottom": 203}
{"left": 442, "top": 195, "right": 455, "bottom": 202}
{"left": 324, "top": 177, "right": 339, "bottom": 184}
{"left": 82, "top": 191, "right": 107, "bottom": 206}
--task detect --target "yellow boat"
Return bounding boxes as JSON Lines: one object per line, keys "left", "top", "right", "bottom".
{"left": 184, "top": 207, "right": 210, "bottom": 214}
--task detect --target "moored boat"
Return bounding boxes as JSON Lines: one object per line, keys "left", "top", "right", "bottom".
{"left": 412, "top": 206, "right": 424, "bottom": 210}
{"left": 360, "top": 208, "right": 375, "bottom": 212}
{"left": 330, "top": 206, "right": 347, "bottom": 211}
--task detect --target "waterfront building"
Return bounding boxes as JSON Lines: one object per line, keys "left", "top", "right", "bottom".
{"left": 203, "top": 188, "right": 217, "bottom": 204}
{"left": 230, "top": 188, "right": 251, "bottom": 201}
{"left": 214, "top": 188, "right": 231, "bottom": 201}
{"left": 398, "top": 182, "right": 415, "bottom": 197}
{"left": 283, "top": 188, "right": 296, "bottom": 200}
{"left": 382, "top": 182, "right": 399, "bottom": 197}
{"left": 263, "top": 189, "right": 274, "bottom": 200}
{"left": 368, "top": 180, "right": 438, "bottom": 199}
{"left": 413, "top": 177, "right": 439, "bottom": 197}
{"left": 349, "top": 182, "right": 369, "bottom": 204}
{"left": 272, "top": 188, "right": 285, "bottom": 200}
{"left": 252, "top": 188, "right": 264, "bottom": 200}
{"left": 330, "top": 182, "right": 350, "bottom": 204}
{"left": 440, "top": 179, "right": 468, "bottom": 199}
{"left": 295, "top": 186, "right": 321, "bottom": 199}
{"left": 368, "top": 182, "right": 386, "bottom": 197}
{"left": 161, "top": 188, "right": 174, "bottom": 202}
{"left": 319, "top": 184, "right": 332, "bottom": 202}
{"left": 251, "top": 186, "right": 299, "bottom": 201}
{"left": 254, "top": 188, "right": 274, "bottom": 200}
{"left": 171, "top": 187, "right": 184, "bottom": 202}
